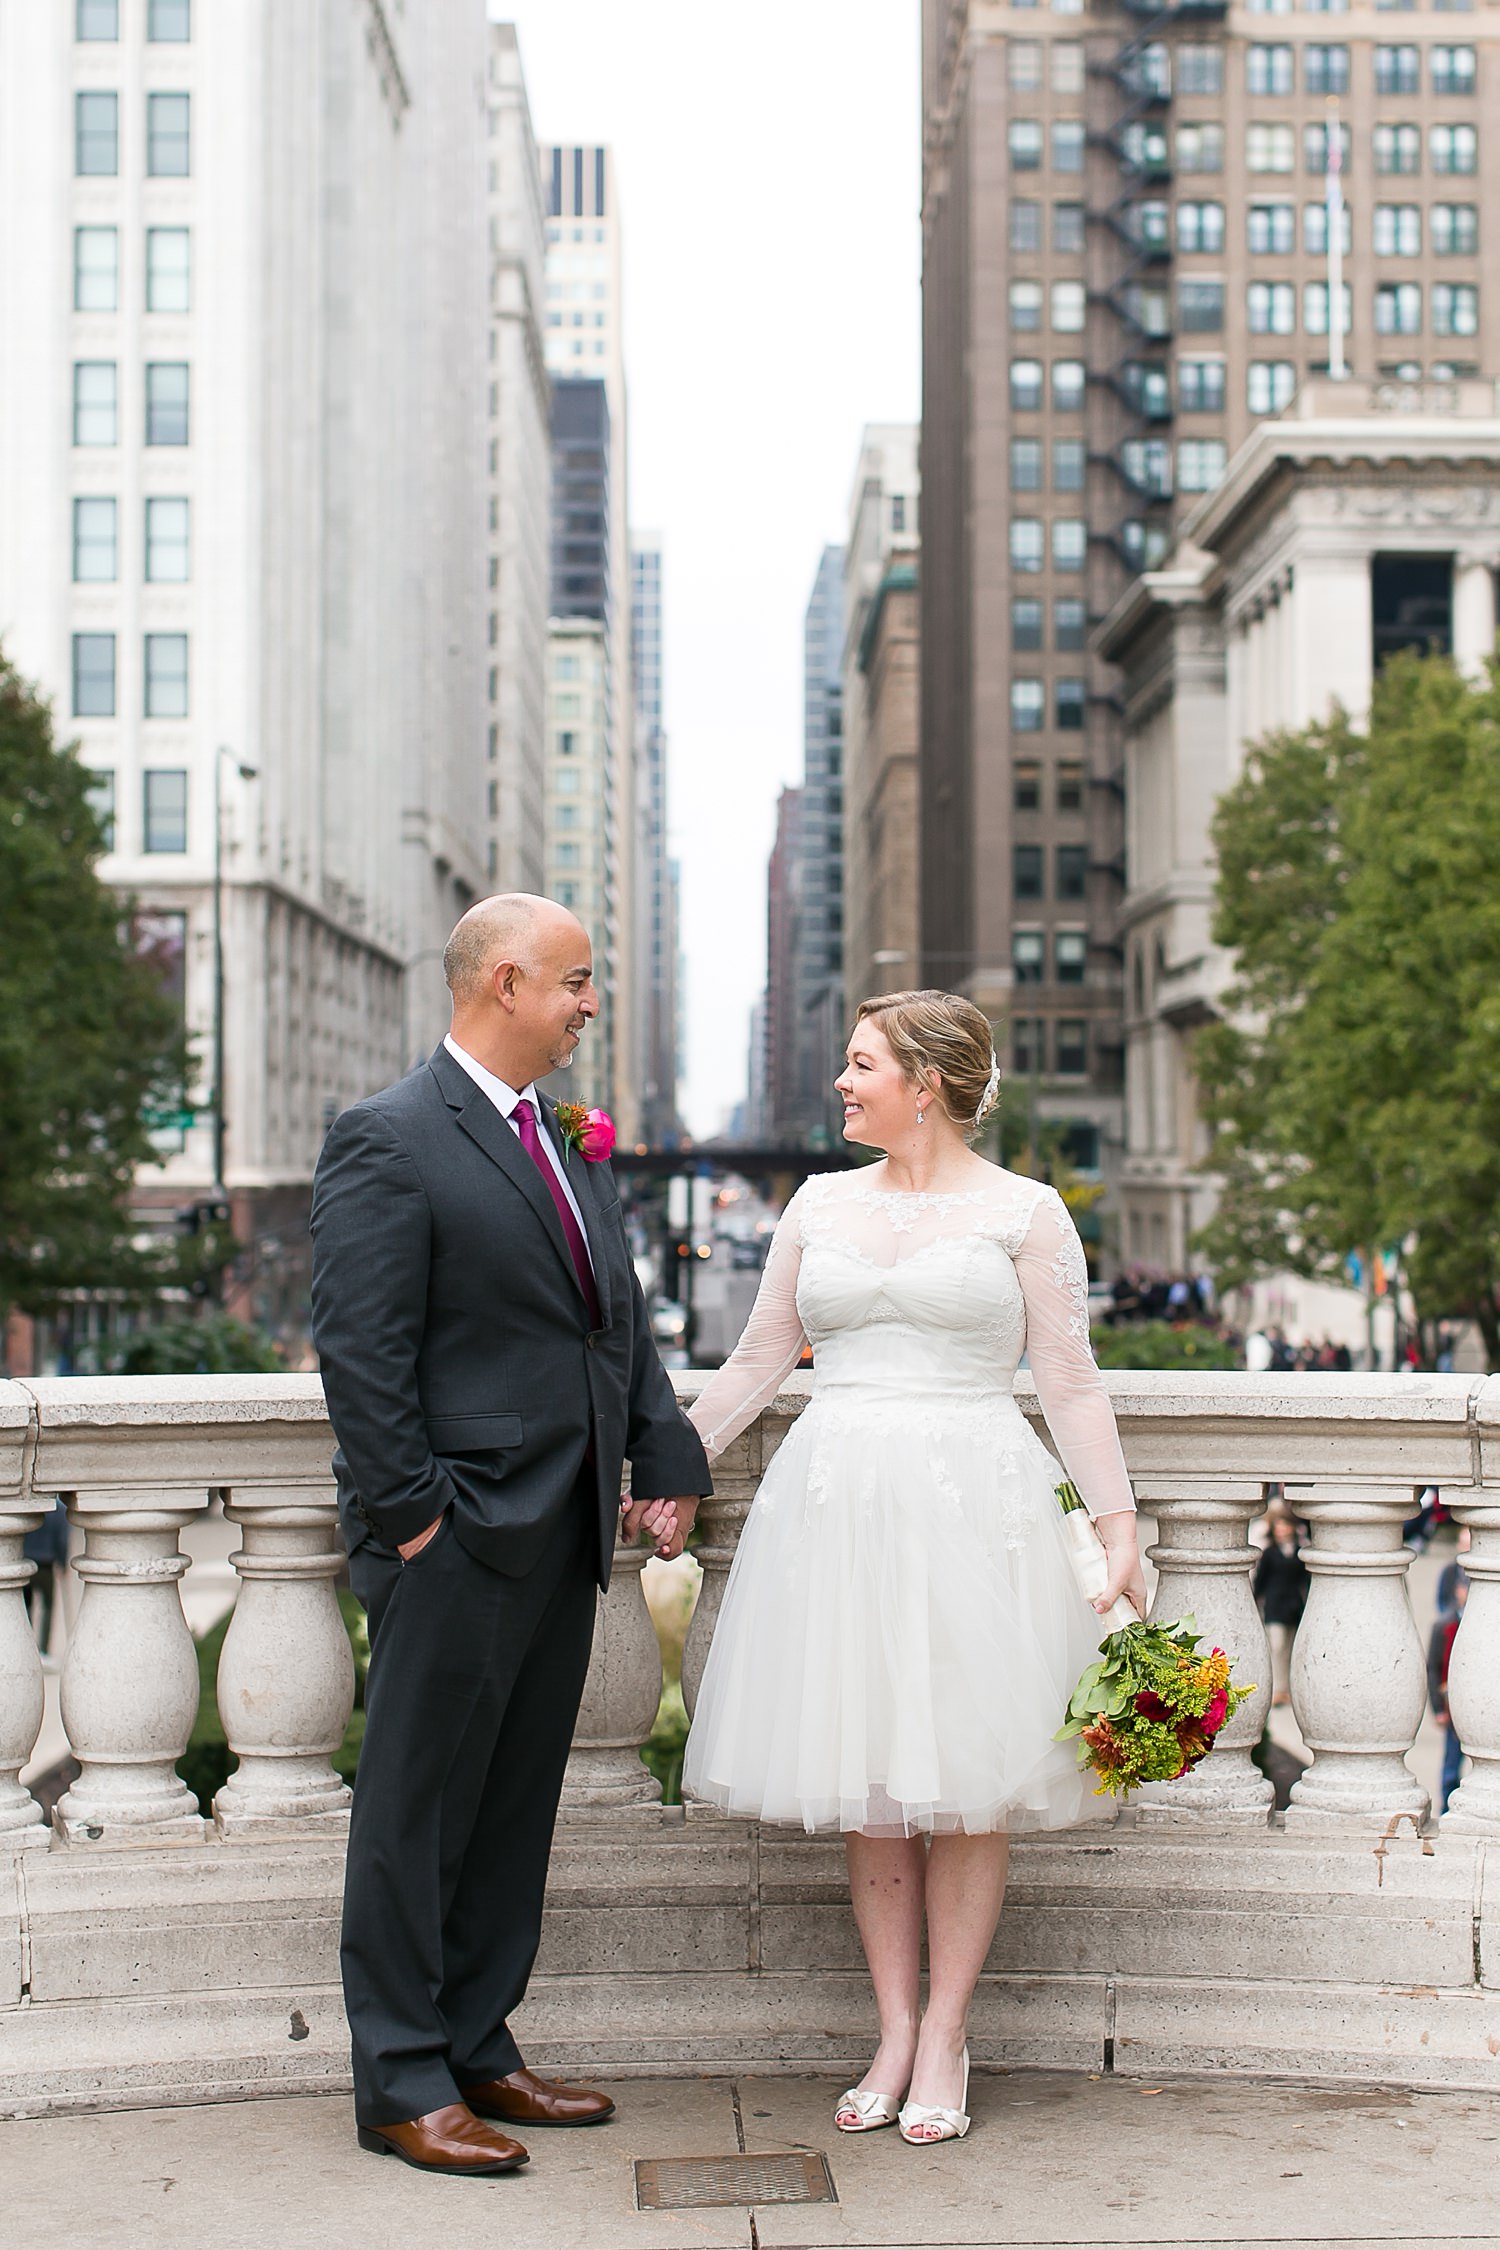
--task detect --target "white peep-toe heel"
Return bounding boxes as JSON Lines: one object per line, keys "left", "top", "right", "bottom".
{"left": 834, "top": 2085, "right": 903, "bottom": 2133}
{"left": 898, "top": 2046, "right": 971, "bottom": 2145}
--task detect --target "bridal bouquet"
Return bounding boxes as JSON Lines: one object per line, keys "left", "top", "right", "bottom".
{"left": 1052, "top": 1480, "right": 1255, "bottom": 1798}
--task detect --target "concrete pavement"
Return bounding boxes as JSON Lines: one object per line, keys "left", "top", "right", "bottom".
{"left": 2, "top": 2070, "right": 1497, "bottom": 2250}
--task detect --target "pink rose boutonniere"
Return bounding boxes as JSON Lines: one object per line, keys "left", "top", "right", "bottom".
{"left": 555, "top": 1102, "right": 616, "bottom": 1164}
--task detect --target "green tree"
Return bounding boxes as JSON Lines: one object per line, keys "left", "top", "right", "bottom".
{"left": 113, "top": 1315, "right": 282, "bottom": 1375}
{"left": 0, "top": 652, "right": 218, "bottom": 1319}
{"left": 1195, "top": 651, "right": 1500, "bottom": 1368}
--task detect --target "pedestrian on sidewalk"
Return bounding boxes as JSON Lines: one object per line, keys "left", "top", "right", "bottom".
{"left": 1253, "top": 1504, "right": 1309, "bottom": 1708}
{"left": 24, "top": 1501, "right": 69, "bottom": 1670}
{"left": 1427, "top": 1576, "right": 1469, "bottom": 1814}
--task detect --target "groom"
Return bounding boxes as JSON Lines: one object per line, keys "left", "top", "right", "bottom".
{"left": 311, "top": 893, "right": 710, "bottom": 2177}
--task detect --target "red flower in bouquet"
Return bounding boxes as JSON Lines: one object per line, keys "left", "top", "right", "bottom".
{"left": 1203, "top": 1688, "right": 1230, "bottom": 1735}
{"left": 1134, "top": 1690, "right": 1173, "bottom": 1723}
{"left": 554, "top": 1103, "right": 616, "bottom": 1164}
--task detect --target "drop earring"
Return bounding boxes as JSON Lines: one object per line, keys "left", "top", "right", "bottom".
{"left": 916, "top": 1104, "right": 926, "bottom": 1126}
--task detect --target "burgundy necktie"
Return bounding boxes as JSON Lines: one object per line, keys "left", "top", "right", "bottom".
{"left": 513, "top": 1098, "right": 603, "bottom": 1331}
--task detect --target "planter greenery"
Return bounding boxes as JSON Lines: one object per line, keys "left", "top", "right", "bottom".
{"left": 1090, "top": 1321, "right": 1240, "bottom": 1373}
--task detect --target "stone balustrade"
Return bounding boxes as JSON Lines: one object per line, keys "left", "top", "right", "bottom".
{"left": 1, "top": 1367, "right": 1498, "bottom": 2114}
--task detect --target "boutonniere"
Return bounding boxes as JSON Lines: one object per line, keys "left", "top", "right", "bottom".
{"left": 554, "top": 1102, "right": 616, "bottom": 1164}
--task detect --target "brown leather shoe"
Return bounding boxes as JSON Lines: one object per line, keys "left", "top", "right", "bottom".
{"left": 356, "top": 2103, "right": 529, "bottom": 2174}
{"left": 464, "top": 2066, "right": 616, "bottom": 2128}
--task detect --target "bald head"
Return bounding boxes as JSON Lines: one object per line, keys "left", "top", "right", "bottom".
{"left": 442, "top": 892, "right": 599, "bottom": 1086}
{"left": 444, "top": 893, "right": 577, "bottom": 1004}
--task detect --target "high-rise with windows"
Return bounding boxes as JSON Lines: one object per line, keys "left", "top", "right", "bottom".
{"left": 631, "top": 536, "right": 681, "bottom": 1144}
{"left": 0, "top": 0, "right": 489, "bottom": 1344}
{"left": 787, "top": 546, "right": 848, "bottom": 1143}
{"left": 921, "top": 0, "right": 1495, "bottom": 1203}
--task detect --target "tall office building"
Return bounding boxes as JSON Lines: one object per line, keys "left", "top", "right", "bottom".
{"left": 920, "top": 0, "right": 1496, "bottom": 1188}
{"left": 484, "top": 24, "right": 550, "bottom": 895}
{"left": 0, "top": 0, "right": 489, "bottom": 1344}
{"left": 542, "top": 143, "right": 638, "bottom": 1140}
{"left": 788, "top": 546, "right": 847, "bottom": 1144}
{"left": 764, "top": 786, "right": 809, "bottom": 1142}
{"left": 631, "top": 536, "right": 681, "bottom": 1144}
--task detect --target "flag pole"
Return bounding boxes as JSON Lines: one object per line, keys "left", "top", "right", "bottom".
{"left": 1326, "top": 96, "right": 1346, "bottom": 380}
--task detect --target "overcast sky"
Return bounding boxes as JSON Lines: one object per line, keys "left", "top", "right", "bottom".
{"left": 491, "top": 1, "right": 922, "bottom": 1135}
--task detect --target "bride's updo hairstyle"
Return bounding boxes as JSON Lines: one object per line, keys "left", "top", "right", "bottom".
{"left": 853, "top": 989, "right": 1002, "bottom": 1141}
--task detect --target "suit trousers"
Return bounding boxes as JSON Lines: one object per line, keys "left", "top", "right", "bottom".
{"left": 341, "top": 1488, "right": 598, "bottom": 2125}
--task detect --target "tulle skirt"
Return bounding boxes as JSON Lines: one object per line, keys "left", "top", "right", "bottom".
{"left": 682, "top": 1389, "right": 1112, "bottom": 1836}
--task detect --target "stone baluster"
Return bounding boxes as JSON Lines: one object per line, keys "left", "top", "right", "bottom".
{"left": 1284, "top": 1483, "right": 1429, "bottom": 1830}
{"left": 53, "top": 1492, "right": 206, "bottom": 1844}
{"left": 0, "top": 1503, "right": 50, "bottom": 1852}
{"left": 1133, "top": 1482, "right": 1274, "bottom": 1826}
{"left": 211, "top": 1486, "right": 354, "bottom": 1837}
{"left": 560, "top": 1536, "right": 665, "bottom": 1811}
{"left": 1438, "top": 1495, "right": 1500, "bottom": 1835}
{"left": 680, "top": 1417, "right": 762, "bottom": 1721}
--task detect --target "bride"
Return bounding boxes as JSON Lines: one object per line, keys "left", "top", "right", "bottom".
{"left": 660, "top": 991, "right": 1144, "bottom": 2145}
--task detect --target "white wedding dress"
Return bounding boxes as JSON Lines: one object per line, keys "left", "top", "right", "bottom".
{"left": 681, "top": 1166, "right": 1137, "bottom": 1838}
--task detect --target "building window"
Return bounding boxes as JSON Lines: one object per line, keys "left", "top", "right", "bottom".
{"left": 1056, "top": 679, "right": 1086, "bottom": 730}
{"left": 146, "top": 227, "right": 192, "bottom": 312}
{"left": 1014, "top": 761, "right": 1042, "bottom": 811}
{"left": 1373, "top": 204, "right": 1421, "bottom": 257}
{"left": 1012, "top": 599, "right": 1044, "bottom": 651}
{"left": 1053, "top": 438, "right": 1086, "bottom": 493}
{"left": 1055, "top": 1020, "right": 1089, "bottom": 1075}
{"left": 1306, "top": 120, "right": 1352, "bottom": 174}
{"left": 1304, "top": 44, "right": 1349, "bottom": 94}
{"left": 1056, "top": 931, "right": 1088, "bottom": 984}
{"left": 1247, "top": 122, "right": 1295, "bottom": 172}
{"left": 1178, "top": 438, "right": 1227, "bottom": 492}
{"left": 75, "top": 91, "right": 118, "bottom": 176}
{"left": 1248, "top": 43, "right": 1295, "bottom": 94}
{"left": 146, "top": 92, "right": 190, "bottom": 176}
{"left": 1052, "top": 518, "right": 1087, "bottom": 571}
{"left": 1431, "top": 44, "right": 1476, "bottom": 94}
{"left": 1178, "top": 356, "right": 1226, "bottom": 413}
{"left": 1008, "top": 36, "right": 1043, "bottom": 87}
{"left": 1013, "top": 931, "right": 1045, "bottom": 985}
{"left": 1052, "top": 121, "right": 1085, "bottom": 173}
{"left": 1011, "top": 679, "right": 1046, "bottom": 731}
{"left": 72, "top": 495, "right": 117, "bottom": 581}
{"left": 145, "top": 495, "right": 190, "bottom": 580}
{"left": 1248, "top": 200, "right": 1295, "bottom": 255}
{"left": 72, "top": 633, "right": 116, "bottom": 717}
{"left": 1052, "top": 360, "right": 1086, "bottom": 412}
{"left": 143, "top": 769, "right": 188, "bottom": 853}
{"left": 1010, "top": 358, "right": 1044, "bottom": 410}
{"left": 1054, "top": 598, "right": 1087, "bottom": 650}
{"left": 1177, "top": 44, "right": 1223, "bottom": 95}
{"left": 1057, "top": 762, "right": 1086, "bottom": 813}
{"left": 1014, "top": 845, "right": 1045, "bottom": 900}
{"left": 1011, "top": 438, "right": 1044, "bottom": 492}
{"left": 1433, "top": 283, "right": 1478, "bottom": 336}
{"left": 1123, "top": 437, "right": 1172, "bottom": 496}
{"left": 1134, "top": 199, "right": 1170, "bottom": 253}
{"left": 1375, "top": 281, "right": 1422, "bottom": 335}
{"left": 1052, "top": 39, "right": 1085, "bottom": 92}
{"left": 555, "top": 842, "right": 581, "bottom": 867}
{"left": 148, "top": 0, "right": 192, "bottom": 35}
{"left": 1304, "top": 0, "right": 1350, "bottom": 13}
{"left": 86, "top": 768, "right": 116, "bottom": 850}
{"left": 1010, "top": 199, "right": 1042, "bottom": 253}
{"left": 1177, "top": 201, "right": 1225, "bottom": 254}
{"left": 1010, "top": 280, "right": 1043, "bottom": 333}
{"left": 1012, "top": 1017, "right": 1046, "bottom": 1074}
{"left": 1178, "top": 279, "right": 1225, "bottom": 332}
{"left": 1431, "top": 204, "right": 1478, "bottom": 256}
{"left": 1304, "top": 280, "right": 1354, "bottom": 335}
{"left": 1374, "top": 124, "right": 1421, "bottom": 176}
{"left": 1176, "top": 122, "right": 1224, "bottom": 174}
{"left": 74, "top": 226, "right": 118, "bottom": 311}
{"left": 1122, "top": 120, "right": 1169, "bottom": 173}
{"left": 1248, "top": 360, "right": 1297, "bottom": 413}
{"left": 1374, "top": 43, "right": 1420, "bottom": 95}
{"left": 73, "top": 361, "right": 117, "bottom": 446}
{"left": 1431, "top": 124, "right": 1477, "bottom": 175}
{"left": 1304, "top": 200, "right": 1351, "bottom": 256}
{"left": 1056, "top": 844, "right": 1088, "bottom": 900}
{"left": 1051, "top": 280, "right": 1086, "bottom": 332}
{"left": 145, "top": 362, "right": 190, "bottom": 444}
{"left": 77, "top": 0, "right": 119, "bottom": 35}
{"left": 1248, "top": 280, "right": 1296, "bottom": 334}
{"left": 144, "top": 633, "right": 189, "bottom": 718}
{"left": 1009, "top": 120, "right": 1044, "bottom": 171}
{"left": 1052, "top": 201, "right": 1085, "bottom": 253}
{"left": 1010, "top": 518, "right": 1045, "bottom": 573}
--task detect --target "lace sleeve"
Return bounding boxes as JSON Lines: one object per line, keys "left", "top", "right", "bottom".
{"left": 1013, "top": 1186, "right": 1135, "bottom": 1518}
{"left": 686, "top": 1190, "right": 809, "bottom": 1462}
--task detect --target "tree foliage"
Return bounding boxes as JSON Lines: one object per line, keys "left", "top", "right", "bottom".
{"left": 113, "top": 1315, "right": 282, "bottom": 1375}
{"left": 1194, "top": 651, "right": 1500, "bottom": 1368}
{"left": 0, "top": 651, "right": 216, "bottom": 1317}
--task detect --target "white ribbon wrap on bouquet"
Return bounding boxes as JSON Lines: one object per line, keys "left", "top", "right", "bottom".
{"left": 1058, "top": 1507, "right": 1141, "bottom": 1637}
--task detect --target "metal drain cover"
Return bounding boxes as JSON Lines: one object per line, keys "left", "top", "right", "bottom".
{"left": 635, "top": 2151, "right": 836, "bottom": 2210}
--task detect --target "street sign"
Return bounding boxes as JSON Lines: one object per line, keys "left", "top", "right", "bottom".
{"left": 144, "top": 1108, "right": 198, "bottom": 1131}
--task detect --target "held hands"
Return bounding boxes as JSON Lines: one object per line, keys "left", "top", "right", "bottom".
{"left": 1093, "top": 1509, "right": 1148, "bottom": 1620}
{"left": 620, "top": 1493, "right": 700, "bottom": 1562}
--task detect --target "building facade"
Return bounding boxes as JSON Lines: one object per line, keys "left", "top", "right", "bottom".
{"left": 484, "top": 23, "right": 550, "bottom": 896}
{"left": 764, "top": 785, "right": 808, "bottom": 1143}
{"left": 842, "top": 425, "right": 921, "bottom": 1015}
{"left": 1100, "top": 379, "right": 1500, "bottom": 1276}
{"left": 631, "top": 536, "right": 681, "bottom": 1144}
{"left": 0, "top": 0, "right": 489, "bottom": 1344}
{"left": 788, "top": 545, "right": 847, "bottom": 1143}
{"left": 920, "top": 0, "right": 1497, "bottom": 1185}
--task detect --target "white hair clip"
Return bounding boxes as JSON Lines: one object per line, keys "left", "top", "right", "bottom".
{"left": 975, "top": 1051, "right": 1002, "bottom": 1125}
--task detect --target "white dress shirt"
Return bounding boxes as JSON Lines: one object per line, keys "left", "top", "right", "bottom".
{"left": 442, "top": 1034, "right": 595, "bottom": 1273}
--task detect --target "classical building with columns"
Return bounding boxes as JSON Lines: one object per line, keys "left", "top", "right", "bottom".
{"left": 1099, "top": 377, "right": 1500, "bottom": 1280}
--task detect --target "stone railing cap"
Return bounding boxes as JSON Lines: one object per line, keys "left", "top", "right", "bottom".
{"left": 22, "top": 1374, "right": 329, "bottom": 1430}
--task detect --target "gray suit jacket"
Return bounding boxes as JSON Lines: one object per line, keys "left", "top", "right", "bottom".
{"left": 310, "top": 1042, "right": 711, "bottom": 1588}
